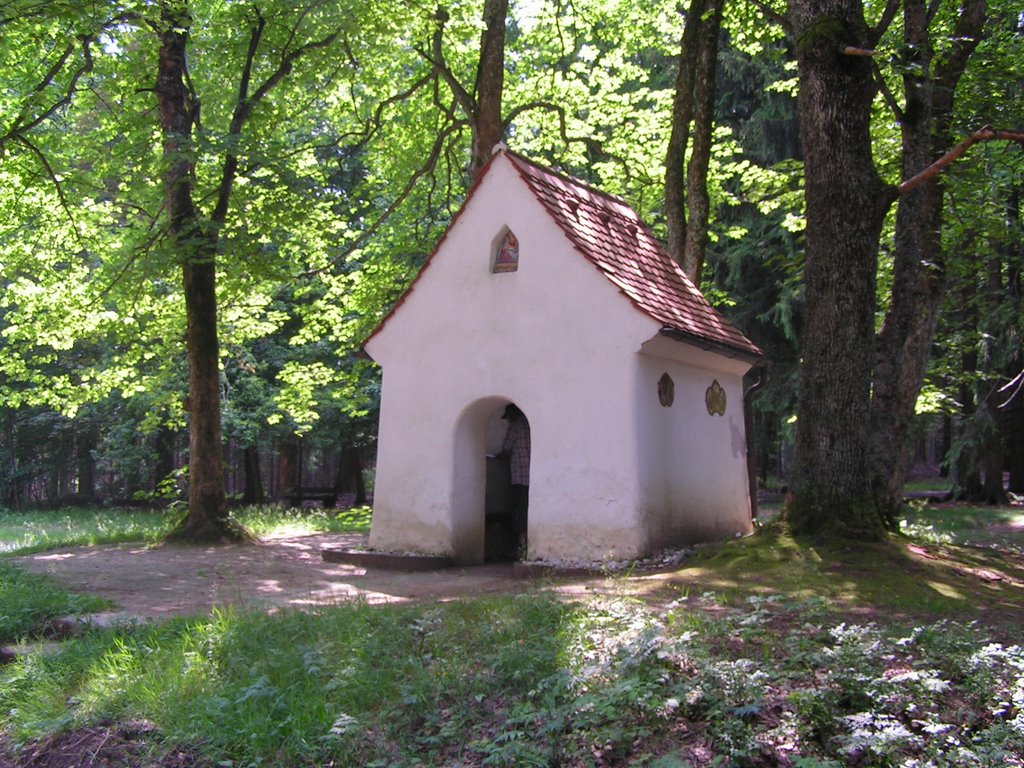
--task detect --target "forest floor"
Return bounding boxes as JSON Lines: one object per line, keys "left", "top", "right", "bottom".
{"left": 11, "top": 532, "right": 568, "bottom": 621}
{"left": 3, "top": 502, "right": 1023, "bottom": 768}
{"left": 11, "top": 500, "right": 1024, "bottom": 628}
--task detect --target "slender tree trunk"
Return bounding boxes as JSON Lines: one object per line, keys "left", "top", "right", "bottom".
{"left": 152, "top": 424, "right": 176, "bottom": 495}
{"left": 333, "top": 445, "right": 366, "bottom": 506}
{"left": 955, "top": 281, "right": 985, "bottom": 499}
{"left": 242, "top": 445, "right": 265, "bottom": 504}
{"left": 155, "top": 1, "right": 234, "bottom": 541}
{"left": 681, "top": 0, "right": 723, "bottom": 284}
{"left": 76, "top": 425, "right": 98, "bottom": 502}
{"left": 981, "top": 252, "right": 1009, "bottom": 505}
{"left": 1005, "top": 179, "right": 1024, "bottom": 493}
{"left": 1, "top": 408, "right": 17, "bottom": 509}
{"left": 1007, "top": 372, "right": 1024, "bottom": 493}
{"left": 665, "top": 0, "right": 723, "bottom": 284}
{"left": 981, "top": 401, "right": 1008, "bottom": 504}
{"left": 784, "top": 0, "right": 890, "bottom": 539}
{"left": 278, "top": 440, "right": 300, "bottom": 501}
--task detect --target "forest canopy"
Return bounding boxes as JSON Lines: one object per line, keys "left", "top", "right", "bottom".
{"left": 0, "top": 0, "right": 1021, "bottom": 540}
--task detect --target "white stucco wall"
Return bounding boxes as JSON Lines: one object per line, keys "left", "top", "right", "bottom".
{"left": 635, "top": 336, "right": 755, "bottom": 548}
{"left": 365, "top": 154, "right": 754, "bottom": 563}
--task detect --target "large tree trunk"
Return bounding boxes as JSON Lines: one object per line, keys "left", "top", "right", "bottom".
{"left": 681, "top": 0, "right": 723, "bottom": 284}
{"left": 469, "top": 0, "right": 508, "bottom": 179}
{"left": 784, "top": 0, "right": 890, "bottom": 539}
{"left": 155, "top": 1, "right": 235, "bottom": 542}
{"left": 664, "top": 0, "right": 723, "bottom": 284}
{"left": 868, "top": 0, "right": 986, "bottom": 523}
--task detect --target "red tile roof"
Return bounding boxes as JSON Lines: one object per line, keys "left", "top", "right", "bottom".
{"left": 363, "top": 149, "right": 762, "bottom": 362}
{"left": 504, "top": 151, "right": 763, "bottom": 361}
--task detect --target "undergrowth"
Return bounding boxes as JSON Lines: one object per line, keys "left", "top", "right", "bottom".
{"left": 1, "top": 594, "right": 1021, "bottom": 767}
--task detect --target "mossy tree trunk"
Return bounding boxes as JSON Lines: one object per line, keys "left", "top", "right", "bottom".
{"left": 783, "top": 0, "right": 891, "bottom": 540}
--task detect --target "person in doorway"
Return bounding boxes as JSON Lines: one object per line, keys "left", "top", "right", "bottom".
{"left": 498, "top": 403, "right": 530, "bottom": 557}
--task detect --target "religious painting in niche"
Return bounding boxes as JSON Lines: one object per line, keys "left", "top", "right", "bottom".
{"left": 657, "top": 372, "right": 675, "bottom": 407}
{"left": 705, "top": 379, "right": 726, "bottom": 416}
{"left": 493, "top": 229, "right": 519, "bottom": 273}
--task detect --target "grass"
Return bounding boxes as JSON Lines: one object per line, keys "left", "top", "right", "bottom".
{"left": 0, "top": 508, "right": 177, "bottom": 555}
{"left": 641, "top": 506, "right": 1024, "bottom": 623}
{"left": 0, "top": 562, "right": 110, "bottom": 644}
{"left": 233, "top": 504, "right": 372, "bottom": 537}
{"left": 0, "top": 503, "right": 372, "bottom": 557}
{"left": 0, "top": 501, "right": 1021, "bottom": 766}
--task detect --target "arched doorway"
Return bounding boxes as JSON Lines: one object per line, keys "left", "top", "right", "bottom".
{"left": 451, "top": 398, "right": 530, "bottom": 564}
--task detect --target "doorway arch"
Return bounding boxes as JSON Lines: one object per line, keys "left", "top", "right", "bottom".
{"left": 451, "top": 397, "right": 530, "bottom": 564}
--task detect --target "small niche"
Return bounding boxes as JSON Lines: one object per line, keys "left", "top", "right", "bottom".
{"left": 658, "top": 372, "right": 675, "bottom": 407}
{"left": 492, "top": 228, "right": 519, "bottom": 273}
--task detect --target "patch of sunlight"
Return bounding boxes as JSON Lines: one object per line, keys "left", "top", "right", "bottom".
{"left": 927, "top": 581, "right": 965, "bottom": 600}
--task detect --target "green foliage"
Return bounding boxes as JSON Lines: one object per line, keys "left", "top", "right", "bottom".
{"left": 2, "top": 594, "right": 1022, "bottom": 766}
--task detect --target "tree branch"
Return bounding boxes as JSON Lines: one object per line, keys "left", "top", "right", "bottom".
{"left": 211, "top": 9, "right": 342, "bottom": 226}
{"left": 418, "top": 8, "right": 476, "bottom": 119}
{"left": 899, "top": 127, "right": 1024, "bottom": 195}
{"left": 872, "top": 58, "right": 904, "bottom": 123}
{"left": 744, "top": 0, "right": 792, "bottom": 35}
{"left": 318, "top": 113, "right": 468, "bottom": 274}
{"left": 868, "top": 0, "right": 901, "bottom": 46}
{"left": 1, "top": 37, "right": 93, "bottom": 148}
{"left": 13, "top": 134, "right": 83, "bottom": 247}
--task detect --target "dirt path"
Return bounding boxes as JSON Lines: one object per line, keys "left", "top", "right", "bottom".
{"left": 12, "top": 533, "right": 604, "bottom": 621}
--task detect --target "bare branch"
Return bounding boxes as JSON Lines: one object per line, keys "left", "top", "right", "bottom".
{"left": 898, "top": 127, "right": 1024, "bottom": 195}
{"left": 841, "top": 46, "right": 878, "bottom": 57}
{"left": 998, "top": 370, "right": 1024, "bottom": 409}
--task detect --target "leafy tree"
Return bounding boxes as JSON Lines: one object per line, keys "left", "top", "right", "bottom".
{"left": 784, "top": 0, "right": 1024, "bottom": 538}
